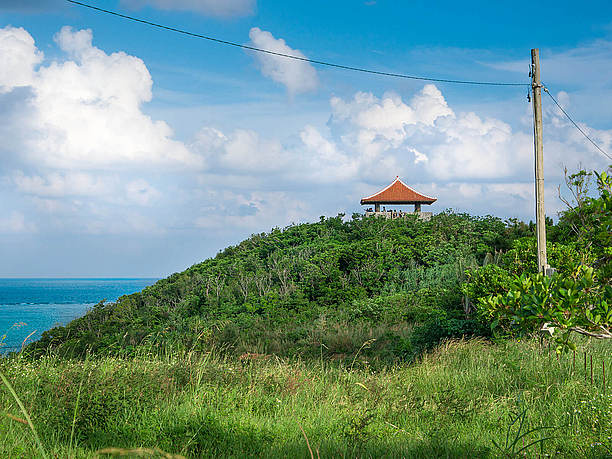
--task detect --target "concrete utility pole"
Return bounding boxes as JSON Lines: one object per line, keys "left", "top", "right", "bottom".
{"left": 531, "top": 48, "right": 548, "bottom": 274}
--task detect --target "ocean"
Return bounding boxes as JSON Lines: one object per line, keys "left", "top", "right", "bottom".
{"left": 0, "top": 278, "right": 158, "bottom": 353}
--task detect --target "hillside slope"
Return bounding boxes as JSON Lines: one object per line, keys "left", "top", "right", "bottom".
{"left": 28, "top": 212, "right": 528, "bottom": 359}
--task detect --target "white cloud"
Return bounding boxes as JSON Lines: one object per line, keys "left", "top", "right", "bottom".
{"left": 0, "top": 26, "right": 42, "bottom": 90}
{"left": 189, "top": 84, "right": 588, "bottom": 199}
{"left": 0, "top": 25, "right": 207, "bottom": 238}
{"left": 190, "top": 84, "right": 535, "bottom": 190}
{"left": 458, "top": 183, "right": 482, "bottom": 199}
{"left": 13, "top": 171, "right": 115, "bottom": 198}
{"left": 2, "top": 24, "right": 610, "bottom": 248}
{"left": 248, "top": 28, "right": 318, "bottom": 95}
{"left": 192, "top": 127, "right": 289, "bottom": 173}
{"left": 1, "top": 25, "right": 200, "bottom": 170}
{"left": 191, "top": 123, "right": 357, "bottom": 185}
{"left": 53, "top": 26, "right": 94, "bottom": 58}
{"left": 120, "top": 0, "right": 255, "bottom": 17}
{"left": 325, "top": 85, "right": 534, "bottom": 181}
{"left": 427, "top": 112, "right": 531, "bottom": 180}
{"left": 331, "top": 86, "right": 453, "bottom": 132}
{"left": 299, "top": 125, "right": 358, "bottom": 181}
{"left": 408, "top": 147, "right": 428, "bottom": 164}
{"left": 409, "top": 84, "right": 455, "bottom": 126}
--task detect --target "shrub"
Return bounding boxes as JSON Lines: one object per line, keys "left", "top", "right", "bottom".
{"left": 410, "top": 312, "right": 485, "bottom": 355}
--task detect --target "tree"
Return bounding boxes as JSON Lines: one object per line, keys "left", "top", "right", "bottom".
{"left": 478, "top": 167, "right": 612, "bottom": 349}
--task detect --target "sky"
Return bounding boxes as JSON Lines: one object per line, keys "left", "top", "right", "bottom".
{"left": 0, "top": 0, "right": 611, "bottom": 277}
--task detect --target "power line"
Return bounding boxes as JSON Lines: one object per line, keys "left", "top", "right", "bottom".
{"left": 542, "top": 85, "right": 612, "bottom": 162}
{"left": 67, "top": 0, "right": 528, "bottom": 87}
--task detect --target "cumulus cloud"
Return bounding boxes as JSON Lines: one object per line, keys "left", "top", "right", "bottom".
{"left": 324, "top": 84, "right": 611, "bottom": 185}
{"left": 191, "top": 123, "right": 356, "bottom": 186}
{"left": 192, "top": 127, "right": 289, "bottom": 173}
{"left": 188, "top": 83, "right": 609, "bottom": 223}
{"left": 0, "top": 26, "right": 42, "bottom": 90}
{"left": 325, "top": 85, "right": 532, "bottom": 181}
{"left": 299, "top": 125, "right": 357, "bottom": 181}
{"left": 0, "top": 25, "right": 206, "bottom": 239}
{"left": 120, "top": 0, "right": 255, "bottom": 17}
{"left": 408, "top": 147, "right": 428, "bottom": 164}
{"left": 0, "top": 26, "right": 199, "bottom": 170}
{"left": 248, "top": 28, "right": 318, "bottom": 95}
{"left": 2, "top": 22, "right": 610, "bottom": 258}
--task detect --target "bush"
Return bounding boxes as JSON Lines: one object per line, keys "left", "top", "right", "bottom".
{"left": 410, "top": 312, "right": 486, "bottom": 355}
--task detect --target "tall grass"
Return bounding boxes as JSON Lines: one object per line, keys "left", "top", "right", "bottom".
{"left": 1, "top": 337, "right": 610, "bottom": 458}
{"left": 0, "top": 369, "right": 47, "bottom": 458}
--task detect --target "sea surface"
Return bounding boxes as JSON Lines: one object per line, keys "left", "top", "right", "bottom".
{"left": 0, "top": 278, "right": 158, "bottom": 353}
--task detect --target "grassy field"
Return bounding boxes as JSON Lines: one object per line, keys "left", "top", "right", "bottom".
{"left": 1, "top": 337, "right": 611, "bottom": 458}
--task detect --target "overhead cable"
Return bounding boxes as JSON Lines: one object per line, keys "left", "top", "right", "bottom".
{"left": 67, "top": 0, "right": 528, "bottom": 87}
{"left": 542, "top": 85, "right": 612, "bottom": 162}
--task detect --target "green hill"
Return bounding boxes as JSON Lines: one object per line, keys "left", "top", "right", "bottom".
{"left": 28, "top": 211, "right": 528, "bottom": 360}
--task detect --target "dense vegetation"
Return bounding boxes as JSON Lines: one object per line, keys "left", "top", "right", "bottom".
{"left": 28, "top": 210, "right": 527, "bottom": 361}
{"left": 2, "top": 167, "right": 610, "bottom": 457}
{"left": 467, "top": 169, "right": 612, "bottom": 349}
{"left": 27, "top": 168, "right": 611, "bottom": 361}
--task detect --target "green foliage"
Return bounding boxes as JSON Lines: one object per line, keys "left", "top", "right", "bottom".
{"left": 463, "top": 264, "right": 513, "bottom": 301}
{"left": 345, "top": 293, "right": 432, "bottom": 323}
{"left": 481, "top": 267, "right": 612, "bottom": 348}
{"left": 556, "top": 168, "right": 612, "bottom": 283}
{"left": 28, "top": 211, "right": 519, "bottom": 359}
{"left": 463, "top": 167, "right": 612, "bottom": 349}
{"left": 410, "top": 312, "right": 485, "bottom": 354}
{"left": 500, "top": 237, "right": 592, "bottom": 276}
{"left": 25, "top": 167, "right": 610, "bottom": 357}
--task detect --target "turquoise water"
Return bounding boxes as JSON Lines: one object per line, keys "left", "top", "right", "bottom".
{"left": 0, "top": 278, "right": 158, "bottom": 353}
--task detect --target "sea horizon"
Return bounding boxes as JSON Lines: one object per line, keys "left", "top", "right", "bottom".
{"left": 0, "top": 278, "right": 159, "bottom": 352}
{"left": 0, "top": 277, "right": 160, "bottom": 280}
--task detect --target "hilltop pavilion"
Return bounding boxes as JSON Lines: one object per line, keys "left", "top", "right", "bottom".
{"left": 360, "top": 177, "right": 436, "bottom": 220}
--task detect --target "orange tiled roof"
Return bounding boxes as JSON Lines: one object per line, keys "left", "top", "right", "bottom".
{"left": 360, "top": 177, "right": 436, "bottom": 205}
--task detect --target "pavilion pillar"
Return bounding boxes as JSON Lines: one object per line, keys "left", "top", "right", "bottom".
{"left": 414, "top": 203, "right": 421, "bottom": 213}
{"left": 375, "top": 203, "right": 380, "bottom": 212}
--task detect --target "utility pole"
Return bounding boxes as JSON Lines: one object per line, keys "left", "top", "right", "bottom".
{"left": 531, "top": 49, "right": 548, "bottom": 274}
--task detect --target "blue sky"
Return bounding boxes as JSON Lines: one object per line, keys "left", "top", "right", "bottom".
{"left": 0, "top": 0, "right": 611, "bottom": 277}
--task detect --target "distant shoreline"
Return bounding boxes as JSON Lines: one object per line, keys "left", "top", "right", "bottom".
{"left": 0, "top": 278, "right": 160, "bottom": 280}
{"left": 0, "top": 278, "right": 160, "bottom": 351}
